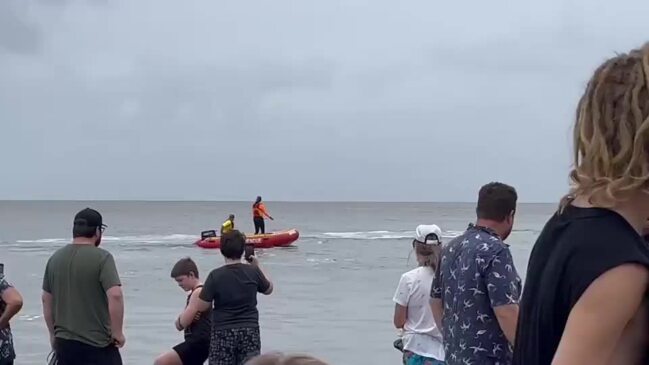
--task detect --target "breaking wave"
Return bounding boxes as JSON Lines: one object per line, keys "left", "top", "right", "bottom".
{"left": 303, "top": 230, "right": 463, "bottom": 241}
{"left": 15, "top": 234, "right": 197, "bottom": 245}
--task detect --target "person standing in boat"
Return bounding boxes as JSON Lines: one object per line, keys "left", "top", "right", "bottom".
{"left": 252, "top": 197, "right": 273, "bottom": 235}
{"left": 221, "top": 214, "right": 235, "bottom": 235}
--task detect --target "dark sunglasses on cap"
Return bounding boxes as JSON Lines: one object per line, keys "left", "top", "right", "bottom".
{"left": 412, "top": 233, "right": 441, "bottom": 246}
{"left": 74, "top": 219, "right": 108, "bottom": 233}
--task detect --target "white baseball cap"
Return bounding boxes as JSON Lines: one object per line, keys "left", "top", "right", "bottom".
{"left": 414, "top": 224, "right": 443, "bottom": 245}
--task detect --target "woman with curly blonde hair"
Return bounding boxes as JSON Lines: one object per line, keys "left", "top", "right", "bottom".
{"left": 245, "top": 353, "right": 328, "bottom": 365}
{"left": 513, "top": 44, "right": 649, "bottom": 365}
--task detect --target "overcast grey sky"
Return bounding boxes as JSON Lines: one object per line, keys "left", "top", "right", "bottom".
{"left": 1, "top": 0, "right": 648, "bottom": 202}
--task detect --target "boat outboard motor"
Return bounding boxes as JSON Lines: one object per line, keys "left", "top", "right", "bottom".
{"left": 201, "top": 230, "right": 217, "bottom": 240}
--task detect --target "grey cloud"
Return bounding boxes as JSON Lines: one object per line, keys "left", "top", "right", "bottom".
{"left": 1, "top": 0, "right": 648, "bottom": 201}
{"left": 118, "top": 57, "right": 335, "bottom": 134}
{"left": 0, "top": 1, "right": 42, "bottom": 55}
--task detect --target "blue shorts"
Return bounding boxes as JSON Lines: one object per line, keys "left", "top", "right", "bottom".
{"left": 403, "top": 350, "right": 445, "bottom": 365}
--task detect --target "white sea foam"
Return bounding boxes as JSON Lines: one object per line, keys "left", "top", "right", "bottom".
{"left": 16, "top": 234, "right": 197, "bottom": 244}
{"left": 15, "top": 238, "right": 67, "bottom": 244}
{"left": 13, "top": 230, "right": 470, "bottom": 245}
{"left": 304, "top": 230, "right": 462, "bottom": 241}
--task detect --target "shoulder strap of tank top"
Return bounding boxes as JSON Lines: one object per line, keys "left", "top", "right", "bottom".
{"left": 189, "top": 284, "right": 203, "bottom": 295}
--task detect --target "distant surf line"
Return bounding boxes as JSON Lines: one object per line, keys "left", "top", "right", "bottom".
{"left": 11, "top": 228, "right": 537, "bottom": 245}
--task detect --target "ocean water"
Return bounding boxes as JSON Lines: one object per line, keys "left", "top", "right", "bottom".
{"left": 0, "top": 201, "right": 556, "bottom": 365}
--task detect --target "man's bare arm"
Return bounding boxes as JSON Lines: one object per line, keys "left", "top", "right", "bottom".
{"left": 179, "top": 293, "right": 211, "bottom": 329}
{"left": 0, "top": 287, "right": 23, "bottom": 329}
{"left": 42, "top": 291, "right": 55, "bottom": 345}
{"left": 493, "top": 303, "right": 519, "bottom": 345}
{"left": 552, "top": 264, "right": 649, "bottom": 365}
{"left": 431, "top": 298, "right": 444, "bottom": 335}
{"left": 393, "top": 304, "right": 407, "bottom": 329}
{"left": 107, "top": 286, "right": 125, "bottom": 346}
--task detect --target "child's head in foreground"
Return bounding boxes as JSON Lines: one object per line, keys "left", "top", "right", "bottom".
{"left": 245, "top": 353, "right": 329, "bottom": 365}
{"left": 170, "top": 257, "right": 200, "bottom": 292}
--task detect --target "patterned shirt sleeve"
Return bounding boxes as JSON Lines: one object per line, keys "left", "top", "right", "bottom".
{"left": 484, "top": 247, "right": 521, "bottom": 307}
{"left": 431, "top": 262, "right": 442, "bottom": 299}
{"left": 0, "top": 274, "right": 11, "bottom": 294}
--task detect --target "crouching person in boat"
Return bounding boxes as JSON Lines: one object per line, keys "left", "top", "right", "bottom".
{"left": 154, "top": 257, "right": 211, "bottom": 365}
{"left": 181, "top": 230, "right": 274, "bottom": 365}
{"left": 221, "top": 214, "right": 235, "bottom": 235}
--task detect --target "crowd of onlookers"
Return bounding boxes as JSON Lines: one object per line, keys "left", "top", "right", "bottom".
{"left": 1, "top": 206, "right": 329, "bottom": 365}
{"left": 430, "top": 184, "right": 519, "bottom": 364}
{"left": 392, "top": 182, "right": 520, "bottom": 365}
{"left": 389, "top": 43, "right": 649, "bottom": 365}
{"left": 4, "top": 42, "right": 649, "bottom": 365}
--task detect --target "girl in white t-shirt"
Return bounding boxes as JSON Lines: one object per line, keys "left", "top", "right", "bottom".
{"left": 393, "top": 225, "right": 445, "bottom": 365}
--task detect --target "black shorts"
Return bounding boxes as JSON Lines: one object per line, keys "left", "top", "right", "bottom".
{"left": 54, "top": 338, "right": 122, "bottom": 365}
{"left": 173, "top": 339, "right": 209, "bottom": 365}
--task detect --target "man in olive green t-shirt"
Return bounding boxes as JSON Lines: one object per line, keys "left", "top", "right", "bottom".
{"left": 42, "top": 208, "right": 125, "bottom": 365}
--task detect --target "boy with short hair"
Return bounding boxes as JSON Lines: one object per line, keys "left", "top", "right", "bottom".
{"left": 154, "top": 258, "right": 211, "bottom": 365}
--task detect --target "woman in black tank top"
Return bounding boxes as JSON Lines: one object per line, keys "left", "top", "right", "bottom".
{"left": 513, "top": 43, "right": 649, "bottom": 365}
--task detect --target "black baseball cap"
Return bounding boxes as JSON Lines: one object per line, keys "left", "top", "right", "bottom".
{"left": 73, "top": 208, "right": 107, "bottom": 230}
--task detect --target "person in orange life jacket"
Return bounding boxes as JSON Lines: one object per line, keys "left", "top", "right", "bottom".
{"left": 252, "top": 196, "right": 273, "bottom": 235}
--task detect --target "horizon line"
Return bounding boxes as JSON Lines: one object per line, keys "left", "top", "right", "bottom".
{"left": 0, "top": 199, "right": 557, "bottom": 204}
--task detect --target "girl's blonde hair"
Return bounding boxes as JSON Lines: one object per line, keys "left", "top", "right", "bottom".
{"left": 414, "top": 241, "right": 442, "bottom": 271}
{"left": 245, "top": 353, "right": 329, "bottom": 365}
{"left": 566, "top": 43, "right": 649, "bottom": 208}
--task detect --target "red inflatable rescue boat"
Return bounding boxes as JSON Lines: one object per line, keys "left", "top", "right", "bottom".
{"left": 195, "top": 229, "right": 300, "bottom": 249}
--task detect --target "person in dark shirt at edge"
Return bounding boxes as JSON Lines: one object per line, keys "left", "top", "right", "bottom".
{"left": 513, "top": 43, "right": 649, "bottom": 365}
{"left": 181, "top": 230, "right": 273, "bottom": 365}
{"left": 154, "top": 257, "right": 211, "bottom": 365}
{"left": 431, "top": 182, "right": 521, "bottom": 365}
{"left": 0, "top": 269, "right": 23, "bottom": 365}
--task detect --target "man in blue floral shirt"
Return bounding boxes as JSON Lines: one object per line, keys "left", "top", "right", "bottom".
{"left": 0, "top": 272, "right": 23, "bottom": 365}
{"left": 431, "top": 182, "right": 521, "bottom": 365}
